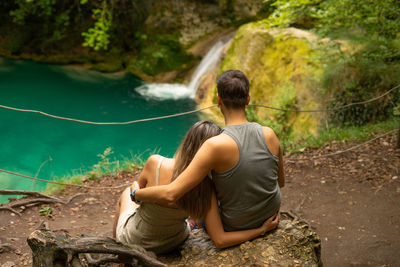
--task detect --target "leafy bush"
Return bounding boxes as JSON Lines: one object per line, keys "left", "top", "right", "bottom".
{"left": 321, "top": 36, "right": 400, "bottom": 126}
{"left": 129, "top": 33, "right": 194, "bottom": 76}
{"left": 82, "top": 5, "right": 112, "bottom": 51}
{"left": 89, "top": 147, "right": 116, "bottom": 179}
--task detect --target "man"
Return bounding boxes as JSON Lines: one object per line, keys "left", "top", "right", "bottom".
{"left": 132, "top": 70, "right": 285, "bottom": 232}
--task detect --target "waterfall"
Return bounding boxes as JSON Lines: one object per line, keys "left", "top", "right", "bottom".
{"left": 135, "top": 38, "right": 231, "bottom": 100}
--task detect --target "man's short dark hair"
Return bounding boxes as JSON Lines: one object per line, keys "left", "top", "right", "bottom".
{"left": 217, "top": 70, "right": 249, "bottom": 109}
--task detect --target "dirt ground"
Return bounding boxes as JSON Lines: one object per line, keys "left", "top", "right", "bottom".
{"left": 0, "top": 133, "right": 399, "bottom": 267}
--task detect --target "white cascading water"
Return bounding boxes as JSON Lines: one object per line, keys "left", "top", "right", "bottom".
{"left": 135, "top": 38, "right": 231, "bottom": 100}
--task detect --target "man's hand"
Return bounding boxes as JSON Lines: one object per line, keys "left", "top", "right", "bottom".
{"left": 261, "top": 211, "right": 280, "bottom": 233}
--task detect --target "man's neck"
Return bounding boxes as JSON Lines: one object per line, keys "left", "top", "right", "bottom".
{"left": 223, "top": 108, "right": 248, "bottom": 126}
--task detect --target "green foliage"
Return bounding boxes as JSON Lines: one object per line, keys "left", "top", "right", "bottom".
{"left": 394, "top": 105, "right": 400, "bottom": 116}
{"left": 51, "top": 10, "right": 70, "bottom": 41}
{"left": 10, "top": 0, "right": 56, "bottom": 25}
{"left": 43, "top": 147, "right": 147, "bottom": 195}
{"left": 265, "top": 0, "right": 400, "bottom": 54}
{"left": 129, "top": 33, "right": 195, "bottom": 76}
{"left": 0, "top": 29, "right": 32, "bottom": 54}
{"left": 319, "top": 35, "right": 400, "bottom": 126}
{"left": 265, "top": 0, "right": 319, "bottom": 28}
{"left": 266, "top": 0, "right": 400, "bottom": 38}
{"left": 82, "top": 2, "right": 112, "bottom": 51}
{"left": 7, "top": 0, "right": 115, "bottom": 51}
{"left": 39, "top": 206, "right": 53, "bottom": 218}
{"left": 264, "top": 0, "right": 400, "bottom": 126}
{"left": 284, "top": 117, "right": 399, "bottom": 153}
{"left": 89, "top": 147, "right": 116, "bottom": 179}
{"left": 88, "top": 147, "right": 151, "bottom": 180}
{"left": 315, "top": 0, "right": 400, "bottom": 39}
{"left": 8, "top": 0, "right": 73, "bottom": 47}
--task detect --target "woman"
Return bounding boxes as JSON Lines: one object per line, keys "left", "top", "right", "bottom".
{"left": 113, "top": 121, "right": 279, "bottom": 254}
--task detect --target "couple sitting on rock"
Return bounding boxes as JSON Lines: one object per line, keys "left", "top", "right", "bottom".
{"left": 113, "top": 70, "right": 285, "bottom": 254}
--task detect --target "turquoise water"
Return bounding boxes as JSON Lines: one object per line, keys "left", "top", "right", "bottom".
{"left": 0, "top": 58, "right": 199, "bottom": 202}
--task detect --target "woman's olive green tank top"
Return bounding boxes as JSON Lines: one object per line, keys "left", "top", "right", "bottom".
{"left": 123, "top": 157, "right": 189, "bottom": 253}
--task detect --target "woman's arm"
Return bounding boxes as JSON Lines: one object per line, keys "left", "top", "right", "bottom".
{"left": 134, "top": 139, "right": 219, "bottom": 205}
{"left": 204, "top": 192, "right": 280, "bottom": 249}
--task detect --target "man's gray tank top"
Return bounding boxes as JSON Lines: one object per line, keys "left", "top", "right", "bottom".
{"left": 212, "top": 122, "right": 281, "bottom": 231}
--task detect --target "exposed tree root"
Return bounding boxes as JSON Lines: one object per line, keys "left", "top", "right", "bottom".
{"left": 0, "top": 190, "right": 84, "bottom": 216}
{"left": 28, "top": 229, "right": 166, "bottom": 267}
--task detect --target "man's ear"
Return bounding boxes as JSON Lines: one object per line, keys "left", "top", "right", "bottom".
{"left": 246, "top": 94, "right": 250, "bottom": 105}
{"left": 217, "top": 93, "right": 223, "bottom": 107}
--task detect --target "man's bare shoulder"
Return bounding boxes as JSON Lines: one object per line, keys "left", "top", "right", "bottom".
{"left": 262, "top": 126, "right": 279, "bottom": 140}
{"left": 261, "top": 126, "right": 275, "bottom": 136}
{"left": 261, "top": 126, "right": 280, "bottom": 155}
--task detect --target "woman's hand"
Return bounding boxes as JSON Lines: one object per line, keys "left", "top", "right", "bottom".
{"left": 130, "top": 181, "right": 140, "bottom": 192}
{"left": 261, "top": 211, "right": 280, "bottom": 234}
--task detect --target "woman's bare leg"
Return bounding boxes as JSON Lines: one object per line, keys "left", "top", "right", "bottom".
{"left": 113, "top": 187, "right": 138, "bottom": 238}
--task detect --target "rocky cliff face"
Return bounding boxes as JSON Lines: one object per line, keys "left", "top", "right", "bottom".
{"left": 144, "top": 0, "right": 264, "bottom": 47}
{"left": 199, "top": 24, "right": 324, "bottom": 138}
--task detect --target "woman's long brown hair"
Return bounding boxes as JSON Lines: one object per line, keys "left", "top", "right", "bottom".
{"left": 172, "top": 121, "right": 221, "bottom": 220}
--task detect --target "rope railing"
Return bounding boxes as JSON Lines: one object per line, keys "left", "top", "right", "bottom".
{"left": 0, "top": 104, "right": 219, "bottom": 125}
{"left": 296, "top": 129, "right": 399, "bottom": 160}
{"left": 0, "top": 84, "right": 398, "bottom": 125}
{"left": 249, "top": 84, "right": 400, "bottom": 113}
{"left": 0, "top": 168, "right": 130, "bottom": 189}
{"left": 0, "top": 84, "right": 398, "bottom": 190}
{"left": 1, "top": 128, "right": 398, "bottom": 189}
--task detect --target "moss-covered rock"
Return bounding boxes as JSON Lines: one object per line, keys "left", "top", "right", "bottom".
{"left": 200, "top": 24, "right": 324, "bottom": 141}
